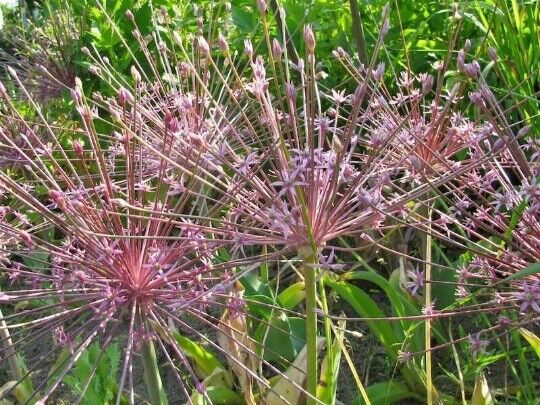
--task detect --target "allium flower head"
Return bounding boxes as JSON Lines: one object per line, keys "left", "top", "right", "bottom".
{"left": 1, "top": 8, "right": 78, "bottom": 102}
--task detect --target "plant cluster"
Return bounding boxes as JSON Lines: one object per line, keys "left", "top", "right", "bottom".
{"left": 0, "top": 1, "right": 539, "bottom": 404}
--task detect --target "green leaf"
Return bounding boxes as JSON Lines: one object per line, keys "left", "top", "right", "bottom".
{"left": 231, "top": 4, "right": 256, "bottom": 32}
{"left": 502, "top": 261, "right": 540, "bottom": 282}
{"left": 317, "top": 319, "right": 345, "bottom": 404}
{"left": 327, "top": 280, "right": 400, "bottom": 358}
{"left": 247, "top": 294, "right": 275, "bottom": 319}
{"left": 191, "top": 386, "right": 244, "bottom": 405}
{"left": 519, "top": 328, "right": 540, "bottom": 358}
{"left": 344, "top": 270, "right": 424, "bottom": 351}
{"left": 172, "top": 332, "right": 224, "bottom": 377}
{"left": 254, "top": 315, "right": 306, "bottom": 364}
{"left": 502, "top": 199, "right": 528, "bottom": 245}
{"left": 353, "top": 381, "right": 422, "bottom": 405}
{"left": 266, "top": 337, "right": 325, "bottom": 405}
{"left": 21, "top": 249, "right": 50, "bottom": 271}
{"left": 278, "top": 282, "right": 305, "bottom": 310}
{"left": 241, "top": 272, "right": 273, "bottom": 298}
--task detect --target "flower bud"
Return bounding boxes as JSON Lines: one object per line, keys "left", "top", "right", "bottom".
{"left": 487, "top": 47, "right": 497, "bottom": 63}
{"left": 336, "top": 47, "right": 348, "bottom": 59}
{"left": 272, "top": 38, "right": 282, "bottom": 59}
{"left": 165, "top": 111, "right": 180, "bottom": 133}
{"left": 218, "top": 33, "right": 229, "bottom": 55}
{"left": 131, "top": 66, "right": 141, "bottom": 82}
{"left": 49, "top": 189, "right": 66, "bottom": 210}
{"left": 457, "top": 49, "right": 466, "bottom": 71}
{"left": 244, "top": 39, "right": 253, "bottom": 61}
{"left": 257, "top": 0, "right": 267, "bottom": 13}
{"left": 420, "top": 74, "right": 434, "bottom": 93}
{"left": 517, "top": 125, "right": 532, "bottom": 139}
{"left": 285, "top": 82, "right": 296, "bottom": 101}
{"left": 380, "top": 17, "right": 390, "bottom": 38}
{"left": 351, "top": 83, "right": 366, "bottom": 105}
{"left": 469, "top": 91, "right": 484, "bottom": 107}
{"left": 463, "top": 60, "right": 481, "bottom": 79}
{"left": 374, "top": 62, "right": 385, "bottom": 81}
{"left": 0, "top": 81, "right": 7, "bottom": 98}
{"left": 172, "top": 31, "right": 183, "bottom": 46}
{"left": 71, "top": 87, "right": 82, "bottom": 103}
{"left": 198, "top": 36, "right": 210, "bottom": 54}
{"left": 72, "top": 140, "right": 84, "bottom": 158}
{"left": 88, "top": 65, "right": 101, "bottom": 75}
{"left": 279, "top": 6, "right": 286, "bottom": 20}
{"left": 118, "top": 87, "right": 132, "bottom": 106}
{"left": 303, "top": 24, "right": 315, "bottom": 54}
{"left": 7, "top": 66, "right": 17, "bottom": 78}
{"left": 125, "top": 9, "right": 134, "bottom": 21}
{"left": 21, "top": 231, "right": 33, "bottom": 246}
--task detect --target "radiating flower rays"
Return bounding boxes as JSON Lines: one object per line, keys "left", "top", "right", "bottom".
{"left": 418, "top": 124, "right": 540, "bottom": 327}
{"left": 1, "top": 5, "right": 78, "bottom": 103}
{"left": 0, "top": 69, "right": 303, "bottom": 404}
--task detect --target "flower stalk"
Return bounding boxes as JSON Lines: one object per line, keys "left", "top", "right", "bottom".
{"left": 0, "top": 307, "right": 33, "bottom": 403}
{"left": 298, "top": 245, "right": 319, "bottom": 405}
{"left": 424, "top": 205, "right": 433, "bottom": 405}
{"left": 142, "top": 338, "right": 168, "bottom": 405}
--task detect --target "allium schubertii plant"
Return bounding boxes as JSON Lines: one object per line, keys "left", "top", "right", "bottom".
{"left": 0, "top": 1, "right": 539, "bottom": 404}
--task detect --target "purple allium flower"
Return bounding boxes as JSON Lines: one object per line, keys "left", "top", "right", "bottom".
{"left": 404, "top": 267, "right": 425, "bottom": 296}
{"left": 468, "top": 332, "right": 488, "bottom": 358}
{"left": 2, "top": 10, "right": 78, "bottom": 102}
{"left": 517, "top": 282, "right": 540, "bottom": 314}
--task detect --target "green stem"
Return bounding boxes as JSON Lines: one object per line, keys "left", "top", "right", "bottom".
{"left": 261, "top": 245, "right": 269, "bottom": 283}
{"left": 317, "top": 279, "right": 334, "bottom": 401}
{"left": 348, "top": 0, "right": 368, "bottom": 64}
{"left": 298, "top": 246, "right": 318, "bottom": 405}
{"left": 424, "top": 206, "right": 433, "bottom": 405}
{"left": 0, "top": 298, "right": 33, "bottom": 402}
{"left": 142, "top": 339, "right": 168, "bottom": 405}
